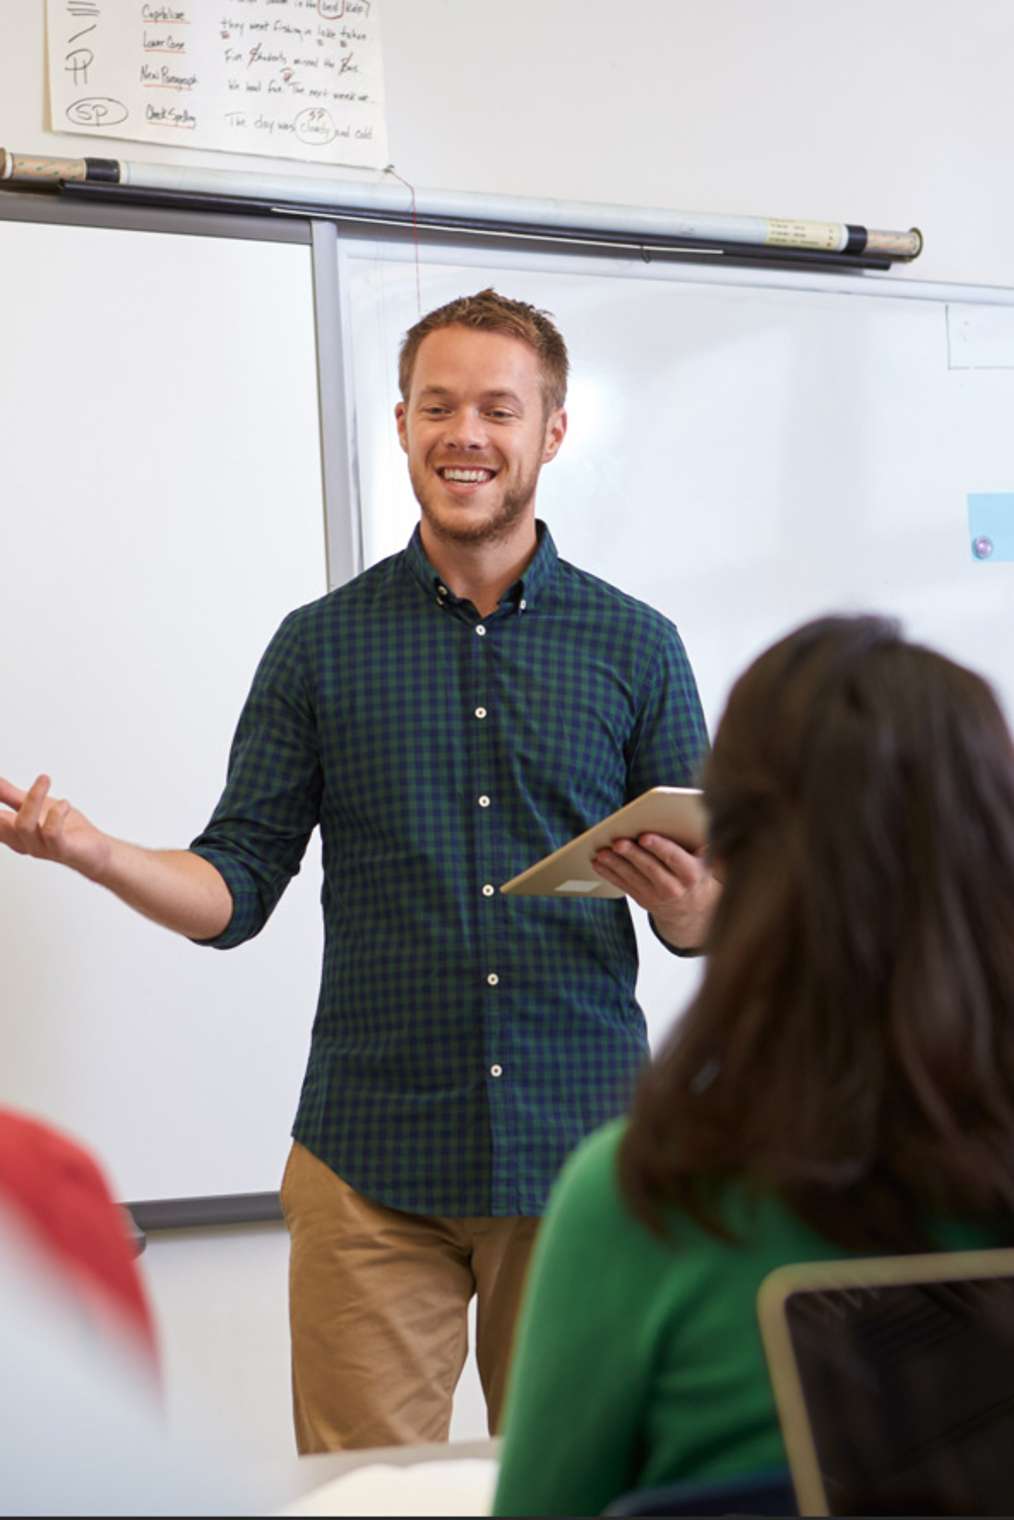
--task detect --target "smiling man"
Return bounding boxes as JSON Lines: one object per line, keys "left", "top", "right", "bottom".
{"left": 396, "top": 312, "right": 563, "bottom": 563}
{"left": 0, "top": 290, "right": 713, "bottom": 1452}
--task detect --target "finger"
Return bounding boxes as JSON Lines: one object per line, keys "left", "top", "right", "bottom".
{"left": 613, "top": 837, "right": 685, "bottom": 890}
{"left": 14, "top": 774, "right": 52, "bottom": 834}
{"left": 0, "top": 775, "right": 30, "bottom": 812}
{"left": 635, "top": 833, "right": 703, "bottom": 887}
{"left": 592, "top": 844, "right": 655, "bottom": 898}
{"left": 593, "top": 848, "right": 685, "bottom": 913}
{"left": 591, "top": 849, "right": 625, "bottom": 883}
{"left": 597, "top": 838, "right": 708, "bottom": 914}
{"left": 41, "top": 797, "right": 71, "bottom": 841}
{"left": 590, "top": 855, "right": 631, "bottom": 899}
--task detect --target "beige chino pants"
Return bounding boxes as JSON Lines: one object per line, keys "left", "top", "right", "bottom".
{"left": 280, "top": 1141, "right": 540, "bottom": 1452}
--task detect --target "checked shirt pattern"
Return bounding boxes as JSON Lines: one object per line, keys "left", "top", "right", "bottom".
{"left": 191, "top": 525, "right": 708, "bottom": 1216}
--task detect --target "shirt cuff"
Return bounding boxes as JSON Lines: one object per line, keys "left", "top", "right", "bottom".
{"left": 649, "top": 912, "right": 705, "bottom": 959}
{"left": 186, "top": 846, "right": 261, "bottom": 949}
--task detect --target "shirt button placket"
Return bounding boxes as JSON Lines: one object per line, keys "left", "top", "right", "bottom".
{"left": 473, "top": 613, "right": 502, "bottom": 1103}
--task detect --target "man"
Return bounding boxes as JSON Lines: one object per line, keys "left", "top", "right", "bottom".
{"left": 0, "top": 290, "right": 717, "bottom": 1451}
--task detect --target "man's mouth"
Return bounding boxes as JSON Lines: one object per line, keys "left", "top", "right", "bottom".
{"left": 437, "top": 467, "right": 497, "bottom": 484}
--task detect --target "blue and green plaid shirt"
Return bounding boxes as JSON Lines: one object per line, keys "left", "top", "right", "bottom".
{"left": 190, "top": 524, "right": 707, "bottom": 1216}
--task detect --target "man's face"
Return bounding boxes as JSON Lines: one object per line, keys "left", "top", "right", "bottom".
{"left": 395, "top": 325, "right": 566, "bottom": 549}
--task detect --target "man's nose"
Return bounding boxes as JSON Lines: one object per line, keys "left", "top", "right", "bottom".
{"left": 442, "top": 409, "right": 488, "bottom": 449}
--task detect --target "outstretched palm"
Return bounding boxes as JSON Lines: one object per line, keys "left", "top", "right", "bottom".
{"left": 0, "top": 775, "right": 110, "bottom": 879}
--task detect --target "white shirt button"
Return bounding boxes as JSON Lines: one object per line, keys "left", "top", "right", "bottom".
{"left": 478, "top": 795, "right": 490, "bottom": 808}
{"left": 476, "top": 624, "right": 486, "bottom": 637}
{"left": 490, "top": 1064, "right": 503, "bottom": 1078}
{"left": 474, "top": 706, "right": 487, "bottom": 719}
{"left": 437, "top": 584, "right": 448, "bottom": 595}
{"left": 487, "top": 972, "right": 499, "bottom": 986}
{"left": 482, "top": 884, "right": 495, "bottom": 897}
{"left": 519, "top": 599, "right": 527, "bottom": 611}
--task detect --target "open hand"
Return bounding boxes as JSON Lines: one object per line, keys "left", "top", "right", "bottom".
{"left": 0, "top": 774, "right": 111, "bottom": 880}
{"left": 592, "top": 831, "right": 721, "bottom": 951}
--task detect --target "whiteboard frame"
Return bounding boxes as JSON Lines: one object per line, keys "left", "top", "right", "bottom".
{"left": 4, "top": 191, "right": 1014, "bottom": 1227}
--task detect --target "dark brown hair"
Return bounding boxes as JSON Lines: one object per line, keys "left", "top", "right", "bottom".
{"left": 397, "top": 288, "right": 569, "bottom": 411}
{"left": 620, "top": 615, "right": 1014, "bottom": 1251}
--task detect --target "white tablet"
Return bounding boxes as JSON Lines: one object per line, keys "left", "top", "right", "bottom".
{"left": 499, "top": 786, "right": 707, "bottom": 899}
{"left": 758, "top": 1247, "right": 1014, "bottom": 1516}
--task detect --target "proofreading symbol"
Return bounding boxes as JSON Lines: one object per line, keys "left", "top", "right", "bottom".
{"left": 65, "top": 46, "right": 94, "bottom": 86}
{"left": 66, "top": 96, "right": 129, "bottom": 128}
{"left": 973, "top": 535, "right": 995, "bottom": 560}
{"left": 294, "top": 106, "right": 337, "bottom": 144}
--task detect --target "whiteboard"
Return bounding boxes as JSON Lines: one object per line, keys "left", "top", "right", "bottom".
{"left": 342, "top": 239, "right": 1014, "bottom": 1048}
{"left": 0, "top": 219, "right": 327, "bottom": 1202}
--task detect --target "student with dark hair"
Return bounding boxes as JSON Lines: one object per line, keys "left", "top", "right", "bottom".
{"left": 494, "top": 614, "right": 1014, "bottom": 1517}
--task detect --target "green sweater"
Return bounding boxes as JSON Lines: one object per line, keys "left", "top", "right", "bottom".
{"left": 493, "top": 1119, "right": 998, "bottom": 1517}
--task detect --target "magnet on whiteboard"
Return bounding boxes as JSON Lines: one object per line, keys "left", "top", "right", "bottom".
{"left": 968, "top": 495, "right": 1014, "bottom": 561}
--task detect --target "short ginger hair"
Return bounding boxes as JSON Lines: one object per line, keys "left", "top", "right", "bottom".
{"left": 398, "top": 288, "right": 569, "bottom": 412}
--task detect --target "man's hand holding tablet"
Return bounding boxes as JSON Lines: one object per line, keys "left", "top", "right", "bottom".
{"left": 500, "top": 786, "right": 720, "bottom": 951}
{"left": 592, "top": 828, "right": 720, "bottom": 952}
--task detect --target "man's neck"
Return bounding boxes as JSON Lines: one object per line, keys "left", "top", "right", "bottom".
{"left": 420, "top": 520, "right": 538, "bottom": 618}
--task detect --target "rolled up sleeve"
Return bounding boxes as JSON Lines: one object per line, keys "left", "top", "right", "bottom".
{"left": 189, "top": 608, "right": 323, "bottom": 950}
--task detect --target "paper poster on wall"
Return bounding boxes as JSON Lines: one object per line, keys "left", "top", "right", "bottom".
{"left": 45, "top": 0, "right": 387, "bottom": 170}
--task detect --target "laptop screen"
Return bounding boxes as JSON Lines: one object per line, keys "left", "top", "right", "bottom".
{"left": 778, "top": 1267, "right": 1014, "bottom": 1515}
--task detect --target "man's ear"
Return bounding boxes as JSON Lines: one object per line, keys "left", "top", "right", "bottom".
{"left": 395, "top": 401, "right": 409, "bottom": 455}
{"left": 543, "top": 407, "right": 567, "bottom": 463}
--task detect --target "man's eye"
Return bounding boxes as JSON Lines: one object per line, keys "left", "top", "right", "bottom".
{"left": 487, "top": 409, "right": 515, "bottom": 421}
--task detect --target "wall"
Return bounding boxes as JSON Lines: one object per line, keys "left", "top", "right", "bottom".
{"left": 3, "top": 0, "right": 1012, "bottom": 1472}
{"left": 5, "top": 0, "right": 1011, "bottom": 287}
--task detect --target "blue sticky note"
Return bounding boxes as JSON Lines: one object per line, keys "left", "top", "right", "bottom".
{"left": 967, "top": 494, "right": 1014, "bottom": 562}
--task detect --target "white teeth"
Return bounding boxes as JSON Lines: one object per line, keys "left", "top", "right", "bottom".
{"left": 441, "top": 468, "right": 492, "bottom": 482}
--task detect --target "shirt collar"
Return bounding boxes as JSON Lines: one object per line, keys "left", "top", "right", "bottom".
{"left": 403, "top": 521, "right": 559, "bottom": 612}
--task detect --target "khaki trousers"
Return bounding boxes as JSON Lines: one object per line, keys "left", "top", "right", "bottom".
{"left": 280, "top": 1141, "right": 540, "bottom": 1453}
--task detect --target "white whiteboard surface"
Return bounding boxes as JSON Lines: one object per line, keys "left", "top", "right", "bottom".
{"left": 1, "top": 220, "right": 327, "bottom": 1202}
{"left": 344, "top": 241, "right": 1014, "bottom": 1047}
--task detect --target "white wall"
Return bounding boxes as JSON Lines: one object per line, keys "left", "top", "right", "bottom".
{"left": 4, "top": 0, "right": 1012, "bottom": 1472}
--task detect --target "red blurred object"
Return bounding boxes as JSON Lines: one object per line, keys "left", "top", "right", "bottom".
{"left": 0, "top": 1109, "right": 157, "bottom": 1365}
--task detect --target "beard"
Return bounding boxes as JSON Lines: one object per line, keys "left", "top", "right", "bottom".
{"left": 410, "top": 460, "right": 541, "bottom": 549}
